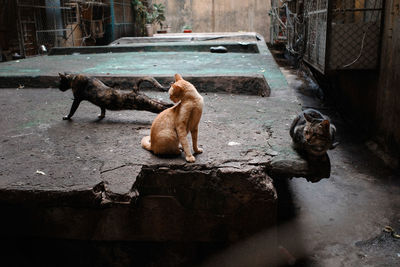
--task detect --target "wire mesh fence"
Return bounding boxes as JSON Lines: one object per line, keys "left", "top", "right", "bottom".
{"left": 303, "top": 0, "right": 328, "bottom": 73}
{"left": 271, "top": 0, "right": 383, "bottom": 73}
{"left": 329, "top": 0, "right": 383, "bottom": 70}
{"left": 16, "top": 0, "right": 109, "bottom": 56}
{"left": 15, "top": 0, "right": 136, "bottom": 56}
{"left": 34, "top": 1, "right": 78, "bottom": 49}
{"left": 269, "top": 0, "right": 287, "bottom": 45}
{"left": 113, "top": 0, "right": 135, "bottom": 40}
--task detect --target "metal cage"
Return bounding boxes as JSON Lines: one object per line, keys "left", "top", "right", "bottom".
{"left": 15, "top": 0, "right": 117, "bottom": 56}
{"left": 303, "top": 0, "right": 383, "bottom": 73}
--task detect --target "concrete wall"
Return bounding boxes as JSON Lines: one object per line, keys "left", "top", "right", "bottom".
{"left": 325, "top": 70, "right": 379, "bottom": 133}
{"left": 375, "top": 0, "right": 400, "bottom": 156}
{"left": 152, "top": 0, "right": 271, "bottom": 41}
{"left": 0, "top": 0, "right": 18, "bottom": 52}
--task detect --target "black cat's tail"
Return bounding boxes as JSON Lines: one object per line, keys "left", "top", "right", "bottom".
{"left": 135, "top": 77, "right": 169, "bottom": 92}
{"left": 128, "top": 92, "right": 173, "bottom": 113}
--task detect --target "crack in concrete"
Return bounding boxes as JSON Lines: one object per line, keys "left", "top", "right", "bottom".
{"left": 100, "top": 164, "right": 127, "bottom": 174}
{"left": 92, "top": 179, "right": 138, "bottom": 206}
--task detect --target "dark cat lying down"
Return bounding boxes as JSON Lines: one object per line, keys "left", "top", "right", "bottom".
{"left": 58, "top": 73, "right": 173, "bottom": 120}
{"left": 290, "top": 108, "right": 338, "bottom": 156}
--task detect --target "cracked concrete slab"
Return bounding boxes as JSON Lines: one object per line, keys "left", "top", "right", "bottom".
{"left": 0, "top": 88, "right": 317, "bottom": 198}
{"left": 0, "top": 86, "right": 312, "bottom": 240}
{"left": 0, "top": 34, "right": 325, "bottom": 246}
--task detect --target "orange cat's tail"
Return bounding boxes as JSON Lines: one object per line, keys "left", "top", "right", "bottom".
{"left": 141, "top": 136, "right": 152, "bottom": 151}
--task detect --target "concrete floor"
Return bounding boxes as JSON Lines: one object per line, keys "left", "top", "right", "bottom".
{"left": 194, "top": 51, "right": 400, "bottom": 267}
{"left": 0, "top": 35, "right": 399, "bottom": 266}
{"left": 273, "top": 52, "right": 400, "bottom": 266}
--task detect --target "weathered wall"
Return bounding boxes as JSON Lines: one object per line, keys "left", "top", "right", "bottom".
{"left": 375, "top": 0, "right": 400, "bottom": 156}
{"left": 0, "top": 0, "right": 18, "bottom": 52}
{"left": 152, "top": 0, "right": 271, "bottom": 41}
{"left": 326, "top": 70, "right": 379, "bottom": 133}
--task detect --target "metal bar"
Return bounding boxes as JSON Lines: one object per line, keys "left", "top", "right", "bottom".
{"left": 36, "top": 29, "right": 68, "bottom": 33}
{"left": 16, "top": 0, "right": 26, "bottom": 57}
{"left": 123, "top": 0, "right": 126, "bottom": 35}
{"left": 324, "top": 0, "right": 333, "bottom": 73}
{"left": 110, "top": 0, "right": 115, "bottom": 41}
{"left": 34, "top": 6, "right": 38, "bottom": 53}
{"left": 74, "top": 1, "right": 108, "bottom": 6}
{"left": 53, "top": 6, "right": 57, "bottom": 34}
{"left": 71, "top": 24, "right": 75, "bottom": 46}
{"left": 332, "top": 8, "right": 383, "bottom": 12}
{"left": 307, "top": 9, "right": 327, "bottom": 15}
{"left": 376, "top": 0, "right": 386, "bottom": 70}
{"left": 17, "top": 4, "right": 71, "bottom": 10}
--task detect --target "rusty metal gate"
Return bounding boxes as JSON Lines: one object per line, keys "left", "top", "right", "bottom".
{"left": 303, "top": 0, "right": 383, "bottom": 73}
{"left": 112, "top": 0, "right": 135, "bottom": 40}
{"left": 16, "top": 0, "right": 80, "bottom": 56}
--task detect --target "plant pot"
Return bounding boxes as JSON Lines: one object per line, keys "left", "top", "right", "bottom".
{"left": 145, "top": 24, "right": 153, "bottom": 37}
{"left": 183, "top": 29, "right": 192, "bottom": 33}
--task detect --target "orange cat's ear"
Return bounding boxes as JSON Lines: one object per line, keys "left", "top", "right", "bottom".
{"left": 174, "top": 74, "right": 183, "bottom": 81}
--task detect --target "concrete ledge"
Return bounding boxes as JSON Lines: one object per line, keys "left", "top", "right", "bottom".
{"left": 0, "top": 74, "right": 271, "bottom": 96}
{"left": 0, "top": 165, "right": 276, "bottom": 243}
{"left": 49, "top": 43, "right": 259, "bottom": 55}
{"left": 110, "top": 32, "right": 262, "bottom": 44}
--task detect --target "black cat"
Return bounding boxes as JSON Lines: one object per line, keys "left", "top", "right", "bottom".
{"left": 58, "top": 73, "right": 173, "bottom": 120}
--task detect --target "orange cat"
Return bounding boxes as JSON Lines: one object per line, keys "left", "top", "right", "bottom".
{"left": 141, "top": 74, "right": 204, "bottom": 162}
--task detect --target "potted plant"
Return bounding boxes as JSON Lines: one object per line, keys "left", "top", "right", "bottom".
{"left": 145, "top": 3, "right": 166, "bottom": 36}
{"left": 145, "top": 10, "right": 155, "bottom": 37}
{"left": 132, "top": 0, "right": 147, "bottom": 36}
{"left": 153, "top": 3, "right": 166, "bottom": 33}
{"left": 183, "top": 25, "right": 192, "bottom": 33}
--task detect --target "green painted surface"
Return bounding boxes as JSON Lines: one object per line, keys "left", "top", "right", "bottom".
{"left": 0, "top": 44, "right": 288, "bottom": 91}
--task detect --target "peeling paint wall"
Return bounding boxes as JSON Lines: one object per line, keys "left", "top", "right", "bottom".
{"left": 152, "top": 0, "right": 271, "bottom": 41}
{"left": 376, "top": 0, "right": 400, "bottom": 156}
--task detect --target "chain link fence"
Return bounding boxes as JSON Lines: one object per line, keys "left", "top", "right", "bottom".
{"left": 303, "top": 0, "right": 329, "bottom": 73}
{"left": 269, "top": 0, "right": 287, "bottom": 45}
{"left": 34, "top": 1, "right": 77, "bottom": 49}
{"left": 17, "top": 0, "right": 110, "bottom": 56}
{"left": 271, "top": 0, "right": 383, "bottom": 73}
{"left": 16, "top": 0, "right": 136, "bottom": 56}
{"left": 329, "top": 0, "right": 383, "bottom": 70}
{"left": 113, "top": 0, "right": 134, "bottom": 40}
{"left": 304, "top": 0, "right": 383, "bottom": 72}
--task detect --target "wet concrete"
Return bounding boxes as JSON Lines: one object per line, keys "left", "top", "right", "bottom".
{"left": 1, "top": 34, "right": 394, "bottom": 266}
{"left": 270, "top": 50, "right": 400, "bottom": 267}
{"left": 0, "top": 83, "right": 319, "bottom": 253}
{"left": 0, "top": 88, "right": 310, "bottom": 195}
{"left": 0, "top": 35, "right": 326, "bottom": 265}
